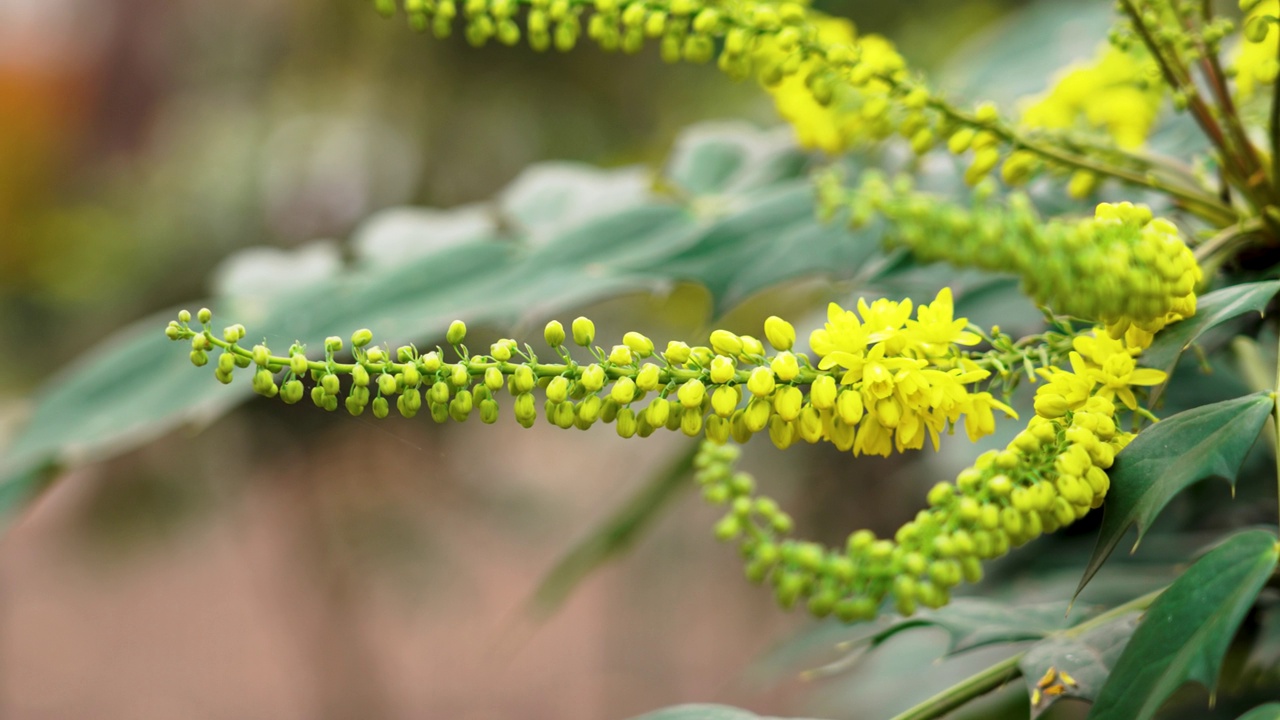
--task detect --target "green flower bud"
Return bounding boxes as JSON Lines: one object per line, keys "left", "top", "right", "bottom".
{"left": 490, "top": 342, "right": 512, "bottom": 362}
{"left": 371, "top": 396, "right": 389, "bottom": 418}
{"left": 484, "top": 366, "right": 504, "bottom": 391}
{"left": 325, "top": 336, "right": 343, "bottom": 353}
{"left": 349, "top": 329, "right": 373, "bottom": 348}
{"left": 378, "top": 373, "right": 398, "bottom": 396}
{"left": 577, "top": 394, "right": 603, "bottom": 423}
{"left": 402, "top": 364, "right": 422, "bottom": 388}
{"left": 428, "top": 381, "right": 450, "bottom": 405}
{"left": 351, "top": 365, "right": 370, "bottom": 387}
{"left": 290, "top": 353, "right": 309, "bottom": 376}
{"left": 572, "top": 316, "right": 595, "bottom": 346}
{"left": 479, "top": 398, "right": 500, "bottom": 424}
{"left": 311, "top": 385, "right": 326, "bottom": 407}
{"left": 218, "top": 352, "right": 236, "bottom": 375}
{"left": 197, "top": 308, "right": 212, "bottom": 325}
{"left": 446, "top": 320, "right": 467, "bottom": 345}
{"left": 450, "top": 363, "right": 469, "bottom": 387}
{"left": 514, "top": 392, "right": 537, "bottom": 426}
{"left": 763, "top": 316, "right": 795, "bottom": 351}
{"left": 321, "top": 373, "right": 340, "bottom": 396}
{"left": 224, "top": 326, "right": 240, "bottom": 344}
{"left": 544, "top": 320, "right": 566, "bottom": 347}
{"left": 191, "top": 334, "right": 210, "bottom": 351}
{"left": 450, "top": 389, "right": 474, "bottom": 422}
{"left": 345, "top": 395, "right": 365, "bottom": 415}
{"left": 190, "top": 350, "right": 209, "bottom": 367}
{"left": 430, "top": 401, "right": 449, "bottom": 423}
{"left": 322, "top": 394, "right": 338, "bottom": 412}
{"left": 547, "top": 376, "right": 570, "bottom": 403}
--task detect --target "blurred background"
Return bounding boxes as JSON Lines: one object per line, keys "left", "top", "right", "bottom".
{"left": 0, "top": 0, "right": 1230, "bottom": 718}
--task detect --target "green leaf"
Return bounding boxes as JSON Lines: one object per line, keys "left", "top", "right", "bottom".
{"left": 868, "top": 598, "right": 1078, "bottom": 655}
{"left": 628, "top": 704, "right": 823, "bottom": 720}
{"left": 525, "top": 442, "right": 698, "bottom": 616}
{"left": 1087, "top": 529, "right": 1279, "bottom": 720}
{"left": 1020, "top": 614, "right": 1139, "bottom": 717}
{"left": 1143, "top": 280, "right": 1280, "bottom": 378}
{"left": 1075, "top": 391, "right": 1274, "bottom": 598}
{"left": 1236, "top": 703, "right": 1280, "bottom": 720}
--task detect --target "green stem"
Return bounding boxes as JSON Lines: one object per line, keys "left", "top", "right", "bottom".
{"left": 888, "top": 587, "right": 1163, "bottom": 720}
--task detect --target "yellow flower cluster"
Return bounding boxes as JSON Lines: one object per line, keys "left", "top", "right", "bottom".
{"left": 804, "top": 288, "right": 1015, "bottom": 456}
{"left": 701, "top": 324, "right": 1163, "bottom": 621}
{"left": 1020, "top": 44, "right": 1164, "bottom": 149}
{"left": 758, "top": 18, "right": 908, "bottom": 154}
{"left": 1233, "top": 0, "right": 1279, "bottom": 99}
{"left": 165, "top": 290, "right": 1014, "bottom": 458}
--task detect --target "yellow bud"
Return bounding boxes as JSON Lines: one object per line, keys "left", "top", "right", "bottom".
{"left": 664, "top": 341, "right": 691, "bottom": 364}
{"left": 709, "top": 329, "right": 743, "bottom": 356}
{"left": 709, "top": 355, "right": 736, "bottom": 384}
{"left": 623, "top": 331, "right": 654, "bottom": 358}
{"left": 770, "top": 352, "right": 800, "bottom": 381}
{"left": 744, "top": 397, "right": 771, "bottom": 432}
{"left": 773, "top": 386, "right": 802, "bottom": 421}
{"left": 678, "top": 378, "right": 706, "bottom": 408}
{"left": 572, "top": 316, "right": 595, "bottom": 346}
{"left": 513, "top": 364, "right": 535, "bottom": 394}
{"left": 746, "top": 366, "right": 776, "bottom": 397}
{"left": 580, "top": 364, "right": 606, "bottom": 392}
{"left": 836, "top": 389, "right": 864, "bottom": 425}
{"left": 646, "top": 397, "right": 671, "bottom": 426}
{"left": 544, "top": 320, "right": 566, "bottom": 347}
{"left": 611, "top": 376, "right": 637, "bottom": 404}
{"left": 810, "top": 375, "right": 837, "bottom": 409}
{"left": 712, "top": 385, "right": 739, "bottom": 417}
{"left": 484, "top": 366, "right": 504, "bottom": 391}
{"left": 636, "top": 364, "right": 661, "bottom": 391}
{"left": 547, "top": 376, "right": 570, "bottom": 403}
{"left": 680, "top": 408, "right": 703, "bottom": 437}
{"left": 609, "top": 344, "right": 633, "bottom": 365}
{"left": 447, "top": 320, "right": 467, "bottom": 345}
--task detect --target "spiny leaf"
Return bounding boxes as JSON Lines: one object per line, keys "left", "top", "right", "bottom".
{"left": 1143, "top": 280, "right": 1280, "bottom": 378}
{"left": 1087, "top": 529, "right": 1280, "bottom": 720}
{"left": 629, "top": 704, "right": 825, "bottom": 720}
{"left": 868, "top": 598, "right": 1078, "bottom": 656}
{"left": 1075, "top": 392, "right": 1274, "bottom": 598}
{"left": 1020, "top": 614, "right": 1139, "bottom": 718}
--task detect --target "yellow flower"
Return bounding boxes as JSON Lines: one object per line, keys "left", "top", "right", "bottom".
{"left": 904, "top": 288, "right": 981, "bottom": 355}
{"left": 1086, "top": 352, "right": 1166, "bottom": 410}
{"left": 965, "top": 392, "right": 1018, "bottom": 443}
{"left": 1233, "top": 0, "right": 1280, "bottom": 99}
{"left": 1020, "top": 44, "right": 1163, "bottom": 149}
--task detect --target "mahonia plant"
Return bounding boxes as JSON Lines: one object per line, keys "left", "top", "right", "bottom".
{"left": 160, "top": 0, "right": 1280, "bottom": 714}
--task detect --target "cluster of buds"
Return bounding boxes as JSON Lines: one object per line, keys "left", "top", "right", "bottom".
{"left": 823, "top": 172, "right": 1202, "bottom": 331}
{"left": 697, "top": 325, "right": 1154, "bottom": 621}
{"left": 165, "top": 288, "right": 1017, "bottom": 457}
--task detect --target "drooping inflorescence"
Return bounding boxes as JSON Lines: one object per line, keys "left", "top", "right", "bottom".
{"left": 820, "top": 171, "right": 1202, "bottom": 333}
{"left": 697, "top": 324, "right": 1161, "bottom": 621}
{"left": 164, "top": 288, "right": 1020, "bottom": 458}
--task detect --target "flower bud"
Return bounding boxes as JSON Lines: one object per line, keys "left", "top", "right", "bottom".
{"left": 709, "top": 329, "right": 743, "bottom": 356}
{"left": 746, "top": 366, "right": 776, "bottom": 397}
{"left": 190, "top": 350, "right": 209, "bottom": 367}
{"left": 616, "top": 408, "right": 638, "bottom": 438}
{"left": 743, "top": 397, "right": 771, "bottom": 432}
{"left": 636, "top": 363, "right": 662, "bottom": 391}
{"left": 544, "top": 320, "right": 566, "bottom": 347}
{"left": 572, "top": 317, "right": 595, "bottom": 346}
{"left": 490, "top": 342, "right": 512, "bottom": 362}
{"left": 711, "top": 385, "right": 738, "bottom": 417}
{"left": 325, "top": 336, "right": 343, "bottom": 353}
{"left": 677, "top": 378, "right": 706, "bottom": 408}
{"left": 709, "top": 355, "right": 736, "bottom": 384}
{"left": 623, "top": 331, "right": 654, "bottom": 358}
{"left": 680, "top": 408, "right": 703, "bottom": 437}
{"left": 770, "top": 352, "right": 800, "bottom": 381}
{"left": 611, "top": 376, "right": 637, "bottom": 404}
{"left": 449, "top": 363, "right": 469, "bottom": 387}
{"left": 450, "top": 389, "right": 474, "bottom": 422}
{"left": 608, "top": 344, "right": 633, "bottom": 365}
{"left": 446, "top": 320, "right": 467, "bottom": 345}
{"left": 646, "top": 397, "right": 670, "bottom": 426}
{"left": 321, "top": 373, "right": 341, "bottom": 396}
{"left": 196, "top": 307, "right": 212, "bottom": 324}
{"left": 810, "top": 375, "right": 837, "bottom": 409}
{"left": 664, "top": 341, "right": 692, "bottom": 364}
{"left": 763, "top": 316, "right": 795, "bottom": 350}
{"left": 290, "top": 353, "right": 309, "bottom": 377}
{"left": 547, "top": 376, "right": 570, "bottom": 403}
{"left": 772, "top": 386, "right": 802, "bottom": 421}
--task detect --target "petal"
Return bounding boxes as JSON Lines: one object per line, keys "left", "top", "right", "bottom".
{"left": 1127, "top": 368, "right": 1167, "bottom": 386}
